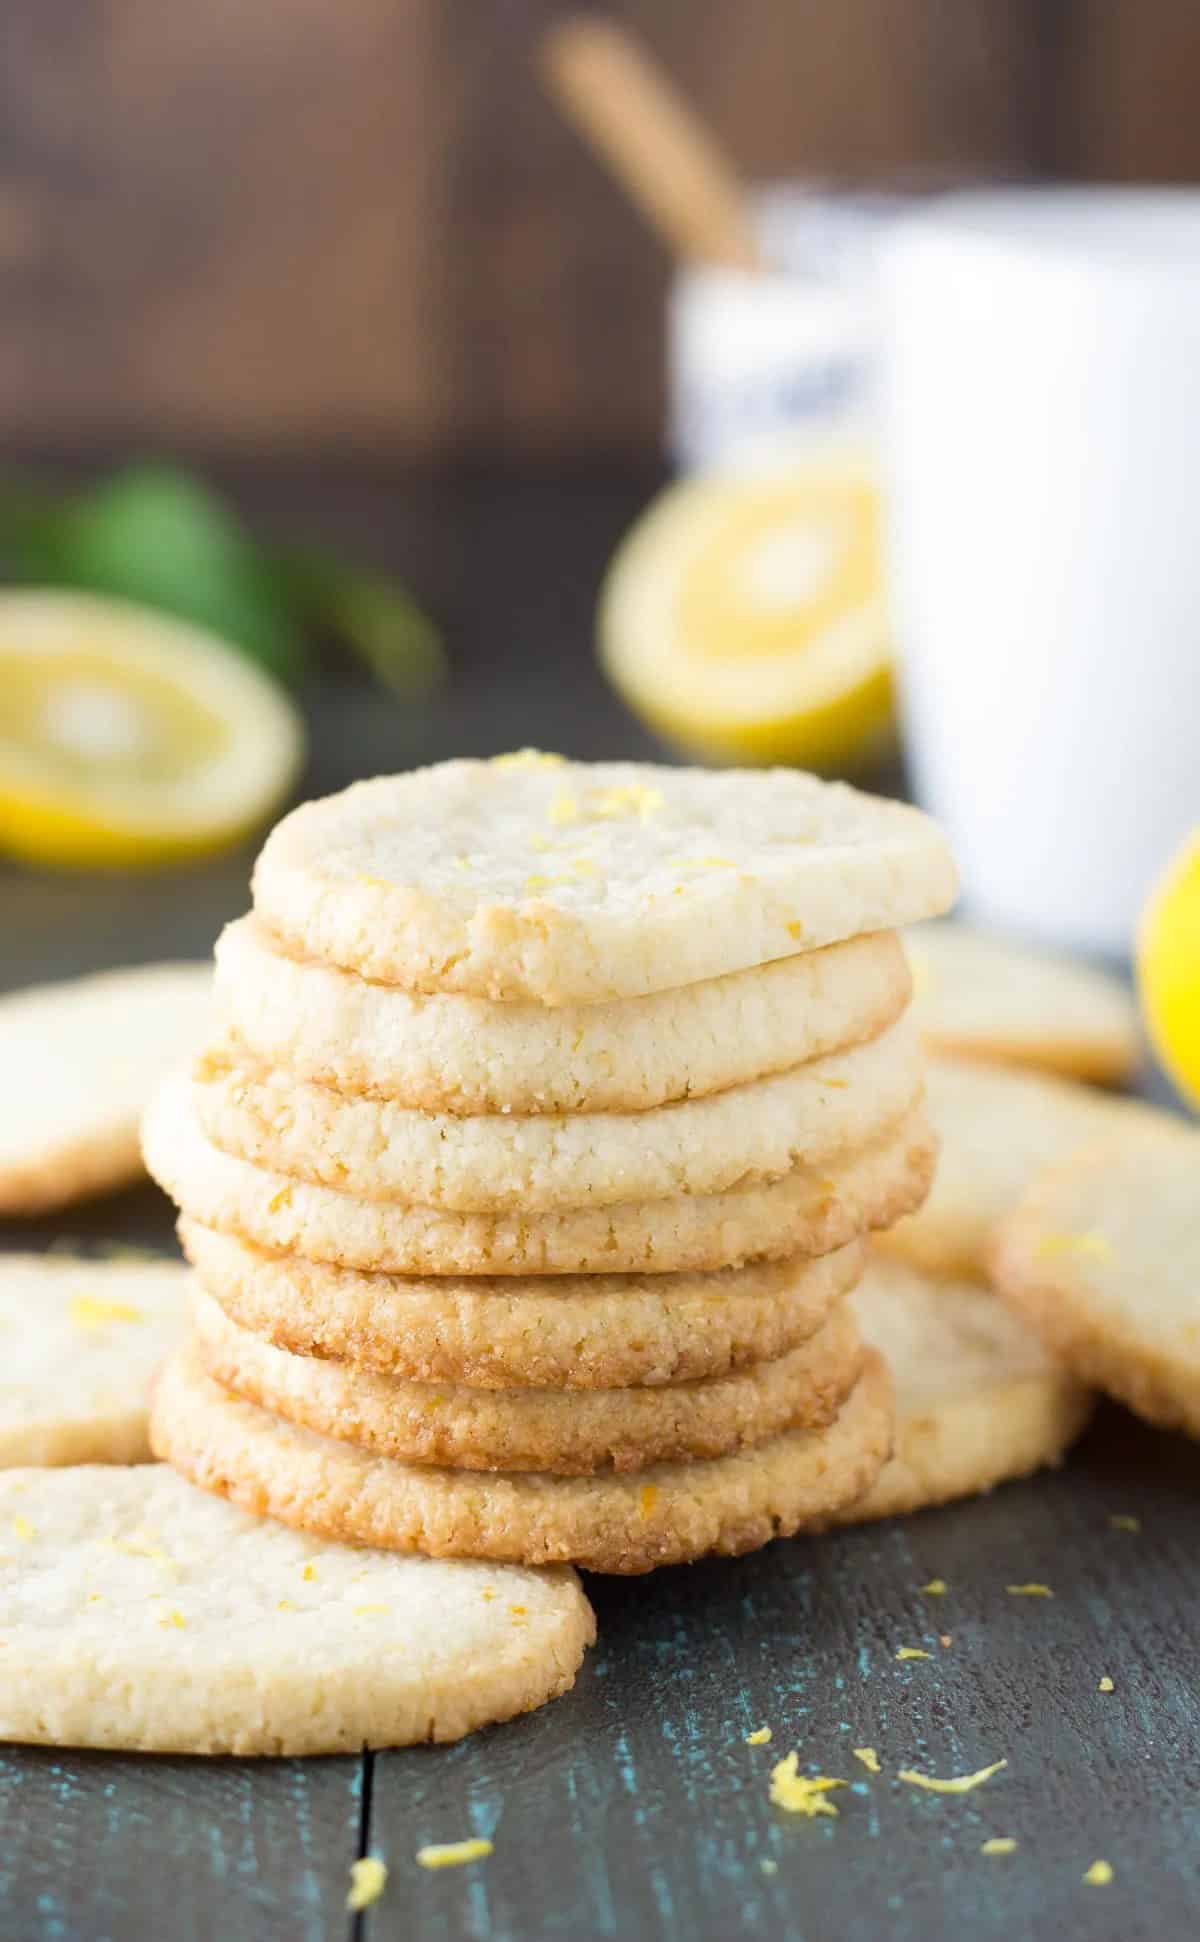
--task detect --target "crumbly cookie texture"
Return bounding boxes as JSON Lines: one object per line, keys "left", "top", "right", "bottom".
{"left": 0, "top": 1255, "right": 189, "bottom": 1466}
{"left": 180, "top": 1222, "right": 865, "bottom": 1390}
{"left": 877, "top": 1055, "right": 1162, "bottom": 1281}
{"left": 214, "top": 916, "right": 911, "bottom": 1114}
{"left": 151, "top": 1346, "right": 894, "bottom": 1573}
{"left": 146, "top": 1074, "right": 936, "bottom": 1277}
{"left": 0, "top": 1464, "right": 593, "bottom": 1754}
{"left": 829, "top": 1257, "right": 1092, "bottom": 1524}
{"left": 250, "top": 757, "right": 956, "bottom": 1003}
{"left": 193, "top": 1013, "right": 923, "bottom": 1212}
{"left": 906, "top": 920, "right": 1139, "bottom": 1085}
{"left": 0, "top": 963, "right": 211, "bottom": 1215}
{"left": 191, "top": 1287, "right": 864, "bottom": 1474}
{"left": 991, "top": 1125, "right": 1200, "bottom": 1436}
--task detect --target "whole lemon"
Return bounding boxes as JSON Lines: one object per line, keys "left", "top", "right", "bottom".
{"left": 1137, "top": 830, "right": 1200, "bottom": 1106}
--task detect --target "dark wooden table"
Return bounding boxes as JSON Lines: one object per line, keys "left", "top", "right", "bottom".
{"left": 1, "top": 467, "right": 1196, "bottom": 1942}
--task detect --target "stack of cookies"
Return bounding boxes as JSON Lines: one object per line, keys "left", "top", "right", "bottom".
{"left": 145, "top": 755, "right": 956, "bottom": 1572}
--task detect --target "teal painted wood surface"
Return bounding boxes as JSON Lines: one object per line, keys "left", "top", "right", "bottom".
{"left": 0, "top": 466, "right": 1196, "bottom": 1942}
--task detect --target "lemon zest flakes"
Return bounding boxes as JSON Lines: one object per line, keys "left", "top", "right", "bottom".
{"left": 898, "top": 1759, "right": 1007, "bottom": 1795}
{"left": 302, "top": 1563, "right": 317, "bottom": 1582}
{"left": 745, "top": 1727, "right": 773, "bottom": 1746}
{"left": 108, "top": 1534, "right": 174, "bottom": 1568}
{"left": 12, "top": 1517, "right": 34, "bottom": 1543}
{"left": 491, "top": 749, "right": 564, "bottom": 771}
{"left": 1098, "top": 1676, "right": 1114, "bottom": 1693}
{"left": 639, "top": 1483, "right": 659, "bottom": 1520}
{"left": 69, "top": 1295, "right": 142, "bottom": 1331}
{"left": 591, "top": 783, "right": 663, "bottom": 822}
{"left": 416, "top": 1838, "right": 493, "bottom": 1870}
{"left": 786, "top": 921, "right": 804, "bottom": 940}
{"left": 277, "top": 1600, "right": 294, "bottom": 1612}
{"left": 1083, "top": 1860, "right": 1114, "bottom": 1887}
{"left": 895, "top": 1647, "right": 931, "bottom": 1661}
{"left": 524, "top": 874, "right": 551, "bottom": 893}
{"left": 1032, "top": 1230, "right": 1113, "bottom": 1263}
{"left": 158, "top": 1609, "right": 186, "bottom": 1629}
{"left": 346, "top": 1856, "right": 389, "bottom": 1910}
{"left": 354, "top": 1604, "right": 387, "bottom": 1618}
{"left": 1109, "top": 1514, "right": 1140, "bottom": 1533}
{"left": 1007, "top": 1583, "right": 1053, "bottom": 1598}
{"left": 267, "top": 1184, "right": 293, "bottom": 1214}
{"left": 548, "top": 792, "right": 579, "bottom": 825}
{"left": 981, "top": 1838, "right": 1017, "bottom": 1856}
{"left": 922, "top": 1578, "right": 947, "bottom": 1596}
{"left": 769, "top": 1754, "right": 847, "bottom": 1818}
{"left": 853, "top": 1748, "right": 881, "bottom": 1774}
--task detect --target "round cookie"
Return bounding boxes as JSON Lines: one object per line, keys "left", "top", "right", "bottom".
{"left": 830, "top": 1257, "right": 1092, "bottom": 1522}
{"left": 251, "top": 755, "right": 957, "bottom": 1003}
{"left": 180, "top": 1222, "right": 865, "bottom": 1389}
{"left": 151, "top": 1345, "right": 894, "bottom": 1573}
{"left": 990, "top": 1126, "right": 1200, "bottom": 1436}
{"left": 907, "top": 921, "right": 1139, "bottom": 1085}
{"left": 193, "top": 1015, "right": 923, "bottom": 1211}
{"left": 0, "top": 1255, "right": 188, "bottom": 1465}
{"left": 146, "top": 1075, "right": 936, "bottom": 1276}
{"left": 215, "top": 915, "right": 912, "bottom": 1115}
{"left": 0, "top": 1465, "right": 593, "bottom": 1753}
{"left": 876, "top": 1056, "right": 1158, "bottom": 1281}
{"left": 0, "top": 962, "right": 211, "bottom": 1215}
{"left": 190, "top": 1287, "right": 864, "bottom": 1473}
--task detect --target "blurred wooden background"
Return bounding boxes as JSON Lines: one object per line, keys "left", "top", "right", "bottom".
{"left": 0, "top": 0, "right": 1196, "bottom": 460}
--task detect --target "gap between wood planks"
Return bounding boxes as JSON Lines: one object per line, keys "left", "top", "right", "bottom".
{"left": 350, "top": 1748, "right": 377, "bottom": 1942}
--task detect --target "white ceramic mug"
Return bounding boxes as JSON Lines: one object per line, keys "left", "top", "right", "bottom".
{"left": 881, "top": 187, "right": 1200, "bottom": 957}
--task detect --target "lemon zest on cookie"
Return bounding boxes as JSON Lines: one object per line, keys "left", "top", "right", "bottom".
{"left": 590, "top": 783, "right": 663, "bottom": 821}
{"left": 898, "top": 1759, "right": 1006, "bottom": 1794}
{"left": 786, "top": 921, "right": 804, "bottom": 939}
{"left": 346, "top": 1856, "right": 388, "bottom": 1910}
{"left": 853, "top": 1747, "right": 880, "bottom": 1774}
{"left": 1006, "top": 1583, "right": 1053, "bottom": 1598}
{"left": 12, "top": 1517, "right": 34, "bottom": 1543}
{"left": 981, "top": 1838, "right": 1017, "bottom": 1856}
{"left": 267, "top": 1185, "right": 293, "bottom": 1213}
{"left": 639, "top": 1484, "right": 659, "bottom": 1519}
{"left": 769, "top": 1754, "right": 847, "bottom": 1817}
{"left": 1083, "top": 1860, "right": 1113, "bottom": 1887}
{"left": 745, "top": 1727, "right": 773, "bottom": 1746}
{"left": 354, "top": 1604, "right": 387, "bottom": 1617}
{"left": 158, "top": 1609, "right": 187, "bottom": 1629}
{"left": 69, "top": 1295, "right": 143, "bottom": 1330}
{"left": 416, "top": 1839, "right": 493, "bottom": 1870}
{"left": 1032, "top": 1230, "right": 1113, "bottom": 1263}
{"left": 491, "top": 749, "right": 564, "bottom": 770}
{"left": 302, "top": 1563, "right": 317, "bottom": 1582}
{"left": 549, "top": 792, "right": 579, "bottom": 825}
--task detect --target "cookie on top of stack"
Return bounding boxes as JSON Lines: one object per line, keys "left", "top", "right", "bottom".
{"left": 144, "top": 754, "right": 956, "bottom": 1573}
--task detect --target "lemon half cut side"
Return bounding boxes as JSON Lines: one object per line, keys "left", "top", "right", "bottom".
{"left": 0, "top": 590, "right": 304, "bottom": 868}
{"left": 599, "top": 457, "right": 894, "bottom": 771}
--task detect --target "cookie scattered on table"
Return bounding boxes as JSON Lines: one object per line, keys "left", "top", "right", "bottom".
{"left": 251, "top": 755, "right": 957, "bottom": 1003}
{"left": 877, "top": 1056, "right": 1162, "bottom": 1282}
{"left": 0, "top": 962, "right": 211, "bottom": 1215}
{"left": 0, "top": 1466, "right": 594, "bottom": 1754}
{"left": 0, "top": 1254, "right": 188, "bottom": 1465}
{"left": 150, "top": 1343, "right": 893, "bottom": 1573}
{"left": 829, "top": 1257, "right": 1092, "bottom": 1522}
{"left": 906, "top": 921, "right": 1139, "bottom": 1085}
{"left": 992, "top": 1126, "right": 1200, "bottom": 1436}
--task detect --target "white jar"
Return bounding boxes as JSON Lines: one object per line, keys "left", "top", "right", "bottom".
{"left": 881, "top": 187, "right": 1200, "bottom": 957}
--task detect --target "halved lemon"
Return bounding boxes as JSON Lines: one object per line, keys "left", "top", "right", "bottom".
{"left": 0, "top": 590, "right": 304, "bottom": 868}
{"left": 599, "top": 455, "right": 894, "bottom": 770}
{"left": 1137, "top": 829, "right": 1200, "bottom": 1106}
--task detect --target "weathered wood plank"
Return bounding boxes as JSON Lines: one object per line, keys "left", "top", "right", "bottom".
{"left": 366, "top": 1412, "right": 1200, "bottom": 1941}
{"left": 0, "top": 1751, "right": 364, "bottom": 1942}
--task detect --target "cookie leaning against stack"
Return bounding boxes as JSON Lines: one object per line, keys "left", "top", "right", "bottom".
{"left": 145, "top": 754, "right": 956, "bottom": 1572}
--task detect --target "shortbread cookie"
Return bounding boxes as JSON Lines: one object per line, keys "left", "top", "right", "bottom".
{"left": 907, "top": 921, "right": 1139, "bottom": 1084}
{"left": 194, "top": 1015, "right": 923, "bottom": 1211}
{"left": 251, "top": 756, "right": 957, "bottom": 1003}
{"left": 151, "top": 1345, "right": 893, "bottom": 1572}
{"left": 877, "top": 1056, "right": 1154, "bottom": 1281}
{"left": 191, "top": 1288, "right": 863, "bottom": 1473}
{"left": 831, "top": 1258, "right": 1091, "bottom": 1522}
{"left": 0, "top": 1466, "right": 593, "bottom": 1753}
{"left": 181, "top": 1222, "right": 864, "bottom": 1389}
{"left": 0, "top": 1255, "right": 188, "bottom": 1465}
{"left": 991, "top": 1127, "right": 1200, "bottom": 1435}
{"left": 146, "top": 1076, "right": 935, "bottom": 1276}
{"left": 0, "top": 962, "right": 211, "bottom": 1215}
{"left": 214, "top": 916, "right": 911, "bottom": 1114}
